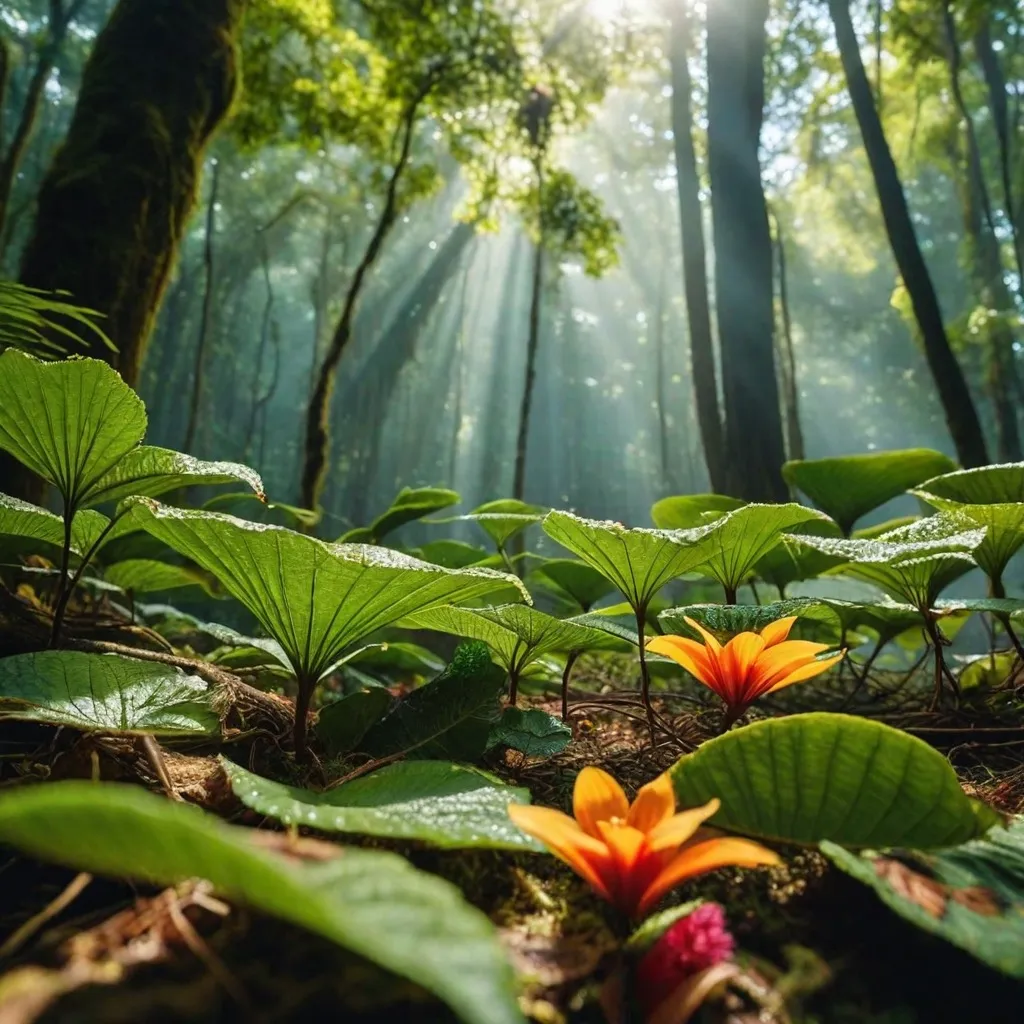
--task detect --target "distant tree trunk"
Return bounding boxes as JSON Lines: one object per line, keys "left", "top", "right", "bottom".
{"left": 974, "top": 16, "right": 1023, "bottom": 287}
{"left": 183, "top": 159, "right": 219, "bottom": 454}
{"left": 655, "top": 252, "right": 673, "bottom": 491}
{"left": 668, "top": 4, "right": 727, "bottom": 494}
{"left": 512, "top": 158, "right": 545, "bottom": 504}
{"left": 300, "top": 90, "right": 424, "bottom": 512}
{"left": 0, "top": 1, "right": 87, "bottom": 238}
{"left": 829, "top": 0, "right": 989, "bottom": 468}
{"left": 17, "top": 0, "right": 243, "bottom": 386}
{"left": 773, "top": 213, "right": 805, "bottom": 462}
{"left": 706, "top": 0, "right": 788, "bottom": 500}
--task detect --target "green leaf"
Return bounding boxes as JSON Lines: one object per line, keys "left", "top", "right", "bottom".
{"left": 191, "top": 620, "right": 291, "bottom": 669}
{"left": 125, "top": 501, "right": 527, "bottom": 683}
{"left": 0, "top": 493, "right": 110, "bottom": 557}
{"left": 340, "top": 486, "right": 461, "bottom": 544}
{"left": 670, "top": 713, "right": 999, "bottom": 848}
{"left": 782, "top": 448, "right": 956, "bottom": 534}
{"left": 957, "top": 651, "right": 1018, "bottom": 691}
{"left": 934, "top": 597, "right": 1024, "bottom": 620}
{"left": 452, "top": 499, "right": 545, "bottom": 549}
{"left": 86, "top": 447, "right": 264, "bottom": 508}
{"left": 784, "top": 513, "right": 986, "bottom": 608}
{"left": 851, "top": 516, "right": 921, "bottom": 540}
{"left": 486, "top": 707, "right": 572, "bottom": 758}
{"left": 0, "top": 651, "right": 218, "bottom": 735}
{"left": 822, "top": 816, "right": 1024, "bottom": 978}
{"left": 692, "top": 503, "right": 836, "bottom": 592}
{"left": 0, "top": 352, "right": 146, "bottom": 507}
{"left": 658, "top": 600, "right": 842, "bottom": 643}
{"left": 650, "top": 494, "right": 745, "bottom": 529}
{"left": 103, "top": 558, "right": 220, "bottom": 596}
{"left": 542, "top": 510, "right": 728, "bottom": 611}
{"left": 624, "top": 901, "right": 705, "bottom": 954}
{"left": 527, "top": 558, "right": 619, "bottom": 612}
{"left": 415, "top": 539, "right": 496, "bottom": 569}
{"left": 316, "top": 689, "right": 392, "bottom": 756}
{"left": 0, "top": 781, "right": 524, "bottom": 1024}
{"left": 343, "top": 641, "right": 446, "bottom": 681}
{"left": 361, "top": 642, "right": 505, "bottom": 760}
{"left": 222, "top": 758, "right": 539, "bottom": 850}
{"left": 913, "top": 463, "right": 1024, "bottom": 583}
{"left": 203, "top": 491, "right": 321, "bottom": 528}
{"left": 753, "top": 517, "right": 845, "bottom": 594}
{"left": 404, "top": 604, "right": 627, "bottom": 675}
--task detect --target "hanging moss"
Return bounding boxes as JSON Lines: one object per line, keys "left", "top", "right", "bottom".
{"left": 17, "top": 0, "right": 244, "bottom": 386}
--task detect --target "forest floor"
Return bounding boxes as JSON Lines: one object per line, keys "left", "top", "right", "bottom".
{"left": 0, "top": 636, "right": 1022, "bottom": 1024}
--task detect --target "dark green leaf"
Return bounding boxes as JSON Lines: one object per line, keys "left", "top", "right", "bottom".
{"left": 317, "top": 689, "right": 392, "bottom": 756}
{"left": 486, "top": 707, "right": 572, "bottom": 758}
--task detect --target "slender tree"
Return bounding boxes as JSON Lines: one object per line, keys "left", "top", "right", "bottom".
{"left": 829, "top": 0, "right": 989, "bottom": 467}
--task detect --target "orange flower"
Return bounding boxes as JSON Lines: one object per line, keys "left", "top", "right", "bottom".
{"left": 508, "top": 767, "right": 779, "bottom": 918}
{"left": 647, "top": 616, "right": 845, "bottom": 724}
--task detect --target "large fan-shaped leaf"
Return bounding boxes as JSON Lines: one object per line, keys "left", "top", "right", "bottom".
{"left": 0, "top": 352, "right": 146, "bottom": 506}
{"left": 447, "top": 499, "right": 545, "bottom": 549}
{"left": 782, "top": 448, "right": 956, "bottom": 534}
{"left": 85, "top": 447, "right": 264, "bottom": 507}
{"left": 670, "top": 713, "right": 999, "bottom": 848}
{"left": 913, "top": 464, "right": 1024, "bottom": 584}
{"left": 542, "top": 510, "right": 727, "bottom": 611}
{"left": 125, "top": 502, "right": 526, "bottom": 683}
{"left": 0, "top": 493, "right": 109, "bottom": 557}
{"left": 785, "top": 513, "right": 986, "bottom": 608}
{"left": 340, "top": 486, "right": 461, "bottom": 544}
{"left": 692, "top": 503, "right": 835, "bottom": 593}
{"left": 822, "top": 817, "right": 1024, "bottom": 978}
{"left": 222, "top": 758, "right": 539, "bottom": 850}
{"left": 103, "top": 558, "right": 220, "bottom": 597}
{"left": 0, "top": 781, "right": 523, "bottom": 1024}
{"left": 658, "top": 599, "right": 842, "bottom": 643}
{"left": 528, "top": 558, "right": 619, "bottom": 612}
{"left": 650, "top": 494, "right": 746, "bottom": 529}
{"left": 0, "top": 651, "right": 218, "bottom": 735}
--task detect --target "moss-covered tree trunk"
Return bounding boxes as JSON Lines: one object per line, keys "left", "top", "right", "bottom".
{"left": 17, "top": 0, "right": 244, "bottom": 387}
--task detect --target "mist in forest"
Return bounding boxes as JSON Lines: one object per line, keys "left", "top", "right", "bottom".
{"left": 1, "top": 0, "right": 1020, "bottom": 545}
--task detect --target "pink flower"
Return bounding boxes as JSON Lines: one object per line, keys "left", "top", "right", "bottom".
{"left": 636, "top": 904, "right": 734, "bottom": 1017}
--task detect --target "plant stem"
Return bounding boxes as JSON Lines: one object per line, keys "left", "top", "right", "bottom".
{"left": 924, "top": 616, "right": 957, "bottom": 710}
{"left": 293, "top": 676, "right": 314, "bottom": 763}
{"left": 724, "top": 584, "right": 738, "bottom": 605}
{"left": 561, "top": 650, "right": 580, "bottom": 721}
{"left": 508, "top": 668, "right": 520, "bottom": 707}
{"left": 49, "top": 505, "right": 76, "bottom": 646}
{"left": 635, "top": 603, "right": 656, "bottom": 744}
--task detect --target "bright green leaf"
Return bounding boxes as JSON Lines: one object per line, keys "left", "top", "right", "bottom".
{"left": 0, "top": 651, "right": 218, "bottom": 735}
{"left": 527, "top": 558, "right": 619, "bottom": 611}
{"left": 0, "top": 781, "right": 524, "bottom": 1024}
{"left": 0, "top": 493, "right": 110, "bottom": 557}
{"left": 340, "top": 486, "right": 460, "bottom": 544}
{"left": 670, "top": 713, "right": 999, "bottom": 848}
{"left": 486, "top": 707, "right": 572, "bottom": 758}
{"left": 650, "top": 494, "right": 745, "bottom": 529}
{"left": 103, "top": 558, "right": 220, "bottom": 596}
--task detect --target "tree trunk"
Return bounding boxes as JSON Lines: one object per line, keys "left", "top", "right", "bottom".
{"left": 512, "top": 159, "right": 545, "bottom": 504}
{"left": 183, "top": 158, "right": 219, "bottom": 454}
{"left": 773, "top": 213, "right": 805, "bottom": 462}
{"left": 829, "top": 0, "right": 989, "bottom": 468}
{"left": 17, "top": 0, "right": 244, "bottom": 386}
{"left": 300, "top": 93, "right": 423, "bottom": 512}
{"left": 668, "top": 5, "right": 727, "bottom": 494}
{"left": 974, "top": 16, "right": 1023, "bottom": 287}
{"left": 706, "top": 0, "right": 788, "bottom": 500}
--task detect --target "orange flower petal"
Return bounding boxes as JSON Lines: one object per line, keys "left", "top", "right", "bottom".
{"left": 747, "top": 639, "right": 832, "bottom": 693}
{"left": 767, "top": 649, "right": 846, "bottom": 693}
{"left": 597, "top": 820, "right": 647, "bottom": 873}
{"left": 574, "top": 766, "right": 629, "bottom": 837}
{"left": 682, "top": 616, "right": 723, "bottom": 655}
{"left": 646, "top": 635, "right": 717, "bottom": 687}
{"left": 637, "top": 837, "right": 781, "bottom": 916}
{"left": 759, "top": 616, "right": 797, "bottom": 647}
{"left": 719, "top": 632, "right": 765, "bottom": 703}
{"left": 627, "top": 773, "right": 677, "bottom": 832}
{"left": 507, "top": 804, "right": 614, "bottom": 899}
{"left": 646, "top": 798, "right": 722, "bottom": 852}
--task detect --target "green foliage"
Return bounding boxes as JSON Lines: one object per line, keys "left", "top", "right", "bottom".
{"left": 449, "top": 498, "right": 545, "bottom": 550}
{"left": 658, "top": 600, "right": 843, "bottom": 644}
{"left": 0, "top": 494, "right": 109, "bottom": 558}
{"left": 316, "top": 689, "right": 392, "bottom": 755}
{"left": 0, "top": 652, "right": 218, "bottom": 736}
{"left": 339, "top": 486, "right": 460, "bottom": 544}
{"left": 823, "top": 816, "right": 1024, "bottom": 978}
{"left": 486, "top": 707, "right": 572, "bottom": 758}
{"left": 0, "top": 781, "right": 524, "bottom": 1024}
{"left": 782, "top": 449, "right": 957, "bottom": 534}
{"left": 527, "top": 558, "right": 619, "bottom": 612}
{"left": 651, "top": 494, "right": 746, "bottom": 529}
{"left": 222, "top": 758, "right": 539, "bottom": 850}
{"left": 103, "top": 559, "right": 221, "bottom": 597}
{"left": 0, "top": 280, "right": 113, "bottom": 358}
{"left": 671, "top": 713, "right": 1000, "bottom": 848}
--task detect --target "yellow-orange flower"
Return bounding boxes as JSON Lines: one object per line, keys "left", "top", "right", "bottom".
{"left": 647, "top": 616, "right": 845, "bottom": 723}
{"left": 508, "top": 767, "right": 779, "bottom": 918}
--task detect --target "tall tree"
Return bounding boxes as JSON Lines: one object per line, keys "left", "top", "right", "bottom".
{"left": 16, "top": 0, "right": 243, "bottom": 386}
{"left": 829, "top": 0, "right": 989, "bottom": 467}
{"left": 706, "top": 0, "right": 788, "bottom": 500}
{"left": 668, "top": 1, "right": 727, "bottom": 493}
